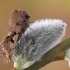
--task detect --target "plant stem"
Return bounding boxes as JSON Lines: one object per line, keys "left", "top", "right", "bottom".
{"left": 24, "top": 37, "right": 70, "bottom": 70}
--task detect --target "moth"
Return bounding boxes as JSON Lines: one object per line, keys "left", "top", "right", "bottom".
{"left": 0, "top": 9, "right": 30, "bottom": 64}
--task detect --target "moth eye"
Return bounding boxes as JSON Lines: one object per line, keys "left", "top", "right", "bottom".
{"left": 26, "top": 15, "right": 30, "bottom": 18}
{"left": 16, "top": 22, "right": 18, "bottom": 25}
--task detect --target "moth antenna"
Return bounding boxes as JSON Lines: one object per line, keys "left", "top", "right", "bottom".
{"left": 28, "top": 21, "right": 33, "bottom": 30}
{"left": 29, "top": 26, "right": 33, "bottom": 30}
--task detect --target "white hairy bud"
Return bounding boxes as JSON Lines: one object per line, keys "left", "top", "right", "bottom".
{"left": 13, "top": 19, "right": 67, "bottom": 70}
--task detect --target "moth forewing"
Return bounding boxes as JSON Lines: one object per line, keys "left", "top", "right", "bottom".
{"left": 0, "top": 9, "right": 30, "bottom": 64}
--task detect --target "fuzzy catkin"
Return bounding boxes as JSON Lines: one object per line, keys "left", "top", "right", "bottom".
{"left": 65, "top": 49, "right": 70, "bottom": 67}
{"left": 13, "top": 19, "right": 67, "bottom": 66}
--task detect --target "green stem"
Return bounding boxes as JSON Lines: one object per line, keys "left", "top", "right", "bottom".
{"left": 24, "top": 37, "right": 70, "bottom": 70}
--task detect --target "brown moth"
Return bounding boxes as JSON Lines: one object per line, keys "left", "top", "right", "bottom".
{"left": 0, "top": 9, "right": 30, "bottom": 64}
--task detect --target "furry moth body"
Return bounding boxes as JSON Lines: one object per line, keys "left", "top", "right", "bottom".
{"left": 0, "top": 9, "right": 30, "bottom": 64}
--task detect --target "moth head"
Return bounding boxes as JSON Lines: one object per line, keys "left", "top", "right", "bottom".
{"left": 9, "top": 9, "right": 30, "bottom": 28}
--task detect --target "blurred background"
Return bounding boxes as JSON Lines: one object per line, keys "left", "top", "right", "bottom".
{"left": 0, "top": 0, "right": 70, "bottom": 70}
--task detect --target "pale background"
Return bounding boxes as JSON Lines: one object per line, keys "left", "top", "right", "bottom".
{"left": 0, "top": 0, "right": 70, "bottom": 70}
